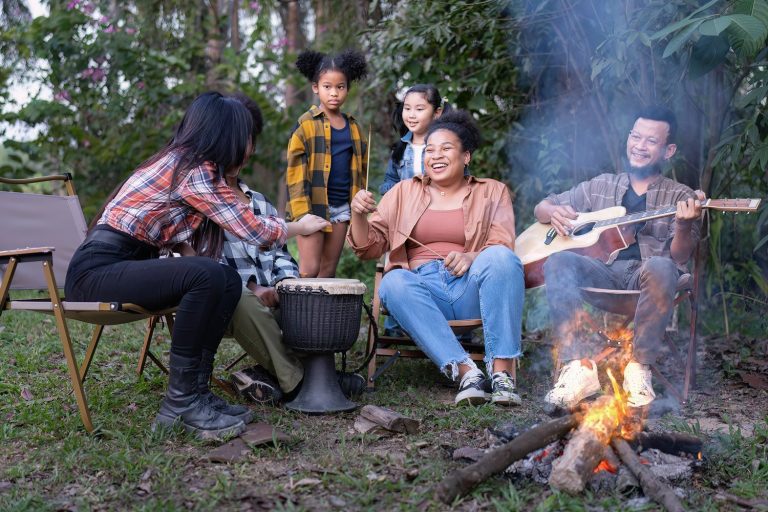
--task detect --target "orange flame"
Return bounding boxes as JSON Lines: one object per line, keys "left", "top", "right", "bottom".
{"left": 593, "top": 459, "right": 619, "bottom": 474}
{"left": 697, "top": 452, "right": 702, "bottom": 460}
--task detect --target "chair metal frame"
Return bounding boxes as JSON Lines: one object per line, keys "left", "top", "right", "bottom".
{"left": 0, "top": 174, "right": 174, "bottom": 432}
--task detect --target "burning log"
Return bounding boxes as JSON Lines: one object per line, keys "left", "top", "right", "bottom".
{"left": 434, "top": 414, "right": 579, "bottom": 504}
{"left": 549, "top": 396, "right": 622, "bottom": 493}
{"left": 612, "top": 438, "right": 686, "bottom": 512}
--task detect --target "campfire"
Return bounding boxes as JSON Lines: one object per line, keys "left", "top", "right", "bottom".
{"left": 435, "top": 361, "right": 703, "bottom": 512}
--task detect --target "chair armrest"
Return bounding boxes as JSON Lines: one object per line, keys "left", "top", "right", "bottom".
{"left": 0, "top": 246, "right": 55, "bottom": 260}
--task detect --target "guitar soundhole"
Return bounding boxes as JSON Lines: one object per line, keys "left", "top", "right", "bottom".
{"left": 572, "top": 222, "right": 595, "bottom": 237}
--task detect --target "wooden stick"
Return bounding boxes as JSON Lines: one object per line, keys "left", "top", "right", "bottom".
{"left": 396, "top": 229, "right": 444, "bottom": 260}
{"left": 434, "top": 414, "right": 579, "bottom": 504}
{"left": 365, "top": 125, "right": 371, "bottom": 191}
{"left": 612, "top": 438, "right": 686, "bottom": 512}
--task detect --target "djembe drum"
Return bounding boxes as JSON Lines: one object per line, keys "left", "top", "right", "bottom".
{"left": 276, "top": 278, "right": 366, "bottom": 414}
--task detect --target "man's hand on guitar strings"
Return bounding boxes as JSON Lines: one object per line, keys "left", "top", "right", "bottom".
{"left": 549, "top": 204, "right": 578, "bottom": 237}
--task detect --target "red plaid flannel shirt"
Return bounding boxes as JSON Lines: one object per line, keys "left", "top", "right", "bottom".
{"left": 99, "top": 152, "right": 287, "bottom": 249}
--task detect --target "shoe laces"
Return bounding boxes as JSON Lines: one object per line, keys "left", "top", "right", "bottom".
{"left": 460, "top": 370, "right": 484, "bottom": 388}
{"left": 492, "top": 371, "right": 515, "bottom": 391}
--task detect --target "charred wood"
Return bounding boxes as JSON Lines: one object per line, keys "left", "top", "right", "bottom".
{"left": 434, "top": 414, "right": 579, "bottom": 504}
{"left": 549, "top": 396, "right": 621, "bottom": 493}
{"left": 630, "top": 432, "right": 702, "bottom": 456}
{"left": 612, "top": 438, "right": 686, "bottom": 512}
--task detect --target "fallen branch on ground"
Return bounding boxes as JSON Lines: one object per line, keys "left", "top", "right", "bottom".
{"left": 612, "top": 437, "right": 686, "bottom": 512}
{"left": 434, "top": 414, "right": 579, "bottom": 504}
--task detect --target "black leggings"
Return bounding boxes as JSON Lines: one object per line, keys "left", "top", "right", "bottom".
{"left": 65, "top": 227, "right": 241, "bottom": 358}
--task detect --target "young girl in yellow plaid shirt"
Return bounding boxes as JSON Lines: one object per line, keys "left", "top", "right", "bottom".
{"left": 285, "top": 49, "right": 368, "bottom": 277}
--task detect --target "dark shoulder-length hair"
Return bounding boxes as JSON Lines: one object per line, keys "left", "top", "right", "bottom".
{"left": 90, "top": 92, "right": 255, "bottom": 231}
{"left": 150, "top": 91, "right": 255, "bottom": 189}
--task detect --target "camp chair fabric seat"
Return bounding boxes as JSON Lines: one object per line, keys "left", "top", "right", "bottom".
{"left": 0, "top": 175, "right": 175, "bottom": 433}
{"left": 579, "top": 272, "right": 693, "bottom": 316}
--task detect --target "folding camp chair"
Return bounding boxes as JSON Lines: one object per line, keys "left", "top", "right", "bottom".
{"left": 556, "top": 257, "right": 700, "bottom": 403}
{"left": 365, "top": 257, "right": 485, "bottom": 390}
{"left": 0, "top": 174, "right": 175, "bottom": 433}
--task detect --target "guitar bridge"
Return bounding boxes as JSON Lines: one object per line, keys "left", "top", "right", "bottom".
{"left": 544, "top": 228, "right": 557, "bottom": 245}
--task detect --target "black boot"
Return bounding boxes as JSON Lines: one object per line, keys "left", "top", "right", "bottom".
{"left": 198, "top": 350, "right": 254, "bottom": 424}
{"left": 154, "top": 353, "right": 246, "bottom": 440}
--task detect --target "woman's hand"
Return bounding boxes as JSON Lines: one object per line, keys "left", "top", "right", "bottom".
{"left": 350, "top": 190, "right": 377, "bottom": 215}
{"left": 172, "top": 242, "right": 197, "bottom": 257}
{"left": 444, "top": 251, "right": 477, "bottom": 277}
{"left": 287, "top": 214, "right": 330, "bottom": 238}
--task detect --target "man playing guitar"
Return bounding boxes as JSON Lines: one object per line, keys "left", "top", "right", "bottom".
{"left": 534, "top": 105, "right": 705, "bottom": 412}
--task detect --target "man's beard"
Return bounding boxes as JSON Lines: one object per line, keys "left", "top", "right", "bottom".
{"left": 623, "top": 157, "right": 663, "bottom": 178}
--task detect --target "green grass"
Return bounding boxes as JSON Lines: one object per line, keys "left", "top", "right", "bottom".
{"left": 1, "top": 304, "right": 767, "bottom": 511}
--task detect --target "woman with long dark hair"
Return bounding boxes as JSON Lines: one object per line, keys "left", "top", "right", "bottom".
{"left": 65, "top": 92, "right": 328, "bottom": 440}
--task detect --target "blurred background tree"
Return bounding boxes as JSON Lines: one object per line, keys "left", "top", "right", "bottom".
{"left": 1, "top": 0, "right": 766, "bottom": 333}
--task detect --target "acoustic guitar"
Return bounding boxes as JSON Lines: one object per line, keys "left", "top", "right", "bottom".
{"left": 516, "top": 198, "right": 762, "bottom": 289}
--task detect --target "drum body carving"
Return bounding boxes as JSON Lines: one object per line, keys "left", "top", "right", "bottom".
{"left": 277, "top": 278, "right": 366, "bottom": 414}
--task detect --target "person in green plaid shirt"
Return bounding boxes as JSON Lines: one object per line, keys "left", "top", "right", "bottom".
{"left": 221, "top": 179, "right": 304, "bottom": 404}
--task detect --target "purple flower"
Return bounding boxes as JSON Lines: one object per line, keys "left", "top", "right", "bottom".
{"left": 66, "top": 0, "right": 80, "bottom": 10}
{"left": 125, "top": 27, "right": 136, "bottom": 35}
{"left": 103, "top": 25, "right": 116, "bottom": 34}
{"left": 136, "top": 81, "right": 145, "bottom": 90}
{"left": 250, "top": 1, "right": 261, "bottom": 12}
{"left": 53, "top": 90, "right": 71, "bottom": 102}
{"left": 99, "top": 16, "right": 109, "bottom": 24}
{"left": 81, "top": 67, "right": 105, "bottom": 82}
{"left": 269, "top": 37, "right": 288, "bottom": 50}
{"left": 82, "top": 3, "right": 95, "bottom": 14}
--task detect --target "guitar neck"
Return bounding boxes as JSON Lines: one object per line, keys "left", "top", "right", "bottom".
{"left": 594, "top": 206, "right": 676, "bottom": 229}
{"left": 593, "top": 198, "right": 761, "bottom": 229}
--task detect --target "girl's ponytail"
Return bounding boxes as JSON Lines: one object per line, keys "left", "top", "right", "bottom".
{"left": 296, "top": 50, "right": 326, "bottom": 81}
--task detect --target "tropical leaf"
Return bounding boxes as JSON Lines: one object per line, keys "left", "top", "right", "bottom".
{"left": 699, "top": 16, "right": 734, "bottom": 36}
{"left": 689, "top": 34, "right": 731, "bottom": 78}
{"left": 650, "top": 0, "right": 719, "bottom": 40}
{"left": 733, "top": 0, "right": 768, "bottom": 28}
{"left": 662, "top": 19, "right": 704, "bottom": 57}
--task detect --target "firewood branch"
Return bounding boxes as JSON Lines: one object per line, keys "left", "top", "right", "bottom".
{"left": 612, "top": 437, "right": 686, "bottom": 512}
{"left": 434, "top": 414, "right": 579, "bottom": 504}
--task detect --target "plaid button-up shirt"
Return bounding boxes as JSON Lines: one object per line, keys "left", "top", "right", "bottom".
{"left": 221, "top": 182, "right": 299, "bottom": 288}
{"left": 546, "top": 172, "right": 700, "bottom": 271}
{"left": 285, "top": 105, "right": 367, "bottom": 231}
{"left": 100, "top": 152, "right": 287, "bottom": 249}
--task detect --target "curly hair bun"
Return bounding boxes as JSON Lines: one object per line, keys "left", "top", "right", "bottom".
{"left": 296, "top": 50, "right": 326, "bottom": 81}
{"left": 336, "top": 49, "right": 368, "bottom": 83}
{"left": 428, "top": 109, "right": 481, "bottom": 153}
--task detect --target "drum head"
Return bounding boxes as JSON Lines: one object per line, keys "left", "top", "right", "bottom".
{"left": 276, "top": 278, "right": 366, "bottom": 295}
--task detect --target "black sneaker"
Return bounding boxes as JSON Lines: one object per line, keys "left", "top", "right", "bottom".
{"left": 490, "top": 371, "right": 522, "bottom": 406}
{"left": 455, "top": 369, "right": 489, "bottom": 406}
{"left": 337, "top": 371, "right": 366, "bottom": 397}
{"left": 231, "top": 365, "right": 283, "bottom": 405}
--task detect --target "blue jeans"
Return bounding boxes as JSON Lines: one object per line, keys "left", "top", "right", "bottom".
{"left": 379, "top": 245, "right": 525, "bottom": 379}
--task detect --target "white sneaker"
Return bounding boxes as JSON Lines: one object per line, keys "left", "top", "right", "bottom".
{"left": 623, "top": 362, "right": 655, "bottom": 407}
{"left": 455, "top": 369, "right": 489, "bottom": 406}
{"left": 544, "top": 359, "right": 601, "bottom": 409}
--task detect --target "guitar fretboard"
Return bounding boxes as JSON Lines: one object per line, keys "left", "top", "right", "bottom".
{"left": 593, "top": 205, "right": 677, "bottom": 229}
{"left": 591, "top": 198, "right": 760, "bottom": 229}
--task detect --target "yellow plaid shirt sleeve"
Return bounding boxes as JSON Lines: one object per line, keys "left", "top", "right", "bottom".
{"left": 284, "top": 107, "right": 367, "bottom": 231}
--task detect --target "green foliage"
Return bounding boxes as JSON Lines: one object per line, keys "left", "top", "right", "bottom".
{"left": 366, "top": 0, "right": 523, "bottom": 184}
